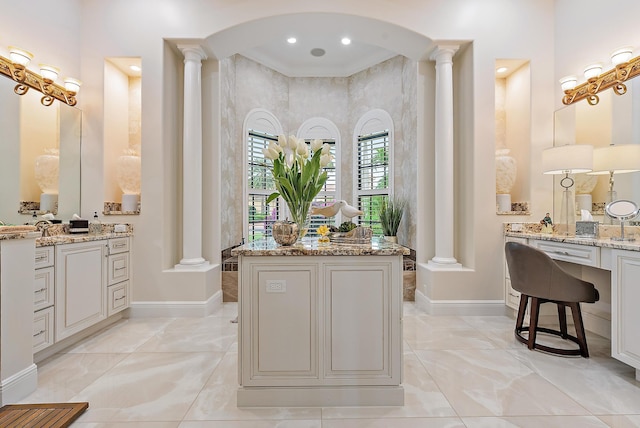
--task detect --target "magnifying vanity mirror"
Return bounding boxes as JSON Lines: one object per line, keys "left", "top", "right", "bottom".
{"left": 0, "top": 76, "right": 81, "bottom": 225}
{"left": 605, "top": 199, "right": 640, "bottom": 241}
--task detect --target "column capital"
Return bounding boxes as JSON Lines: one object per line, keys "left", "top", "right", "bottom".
{"left": 429, "top": 45, "right": 460, "bottom": 64}
{"left": 177, "top": 44, "right": 208, "bottom": 62}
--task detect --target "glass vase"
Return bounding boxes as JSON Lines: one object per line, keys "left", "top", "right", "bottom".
{"left": 288, "top": 201, "right": 312, "bottom": 242}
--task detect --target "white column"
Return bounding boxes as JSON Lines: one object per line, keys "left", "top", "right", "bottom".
{"left": 177, "top": 45, "right": 208, "bottom": 267}
{"left": 429, "top": 45, "right": 461, "bottom": 268}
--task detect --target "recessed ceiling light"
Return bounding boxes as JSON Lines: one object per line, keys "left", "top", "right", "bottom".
{"left": 341, "top": 37, "right": 351, "bottom": 46}
{"left": 287, "top": 37, "right": 297, "bottom": 44}
{"left": 130, "top": 65, "right": 141, "bottom": 72}
{"left": 496, "top": 67, "right": 508, "bottom": 73}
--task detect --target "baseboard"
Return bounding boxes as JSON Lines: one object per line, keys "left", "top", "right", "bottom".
{"left": 128, "top": 289, "right": 223, "bottom": 318}
{"left": 0, "top": 363, "right": 37, "bottom": 405}
{"left": 414, "top": 290, "right": 506, "bottom": 316}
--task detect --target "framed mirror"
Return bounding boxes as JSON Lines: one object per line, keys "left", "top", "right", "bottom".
{"left": 553, "top": 78, "right": 640, "bottom": 221}
{"left": 0, "top": 76, "right": 81, "bottom": 225}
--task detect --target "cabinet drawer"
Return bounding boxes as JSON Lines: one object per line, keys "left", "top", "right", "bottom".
{"left": 35, "top": 246, "right": 54, "bottom": 269}
{"left": 108, "top": 281, "right": 129, "bottom": 316}
{"left": 34, "top": 266, "right": 55, "bottom": 312}
{"left": 530, "top": 240, "right": 600, "bottom": 268}
{"left": 109, "top": 237, "right": 129, "bottom": 254}
{"left": 505, "top": 278, "right": 521, "bottom": 309}
{"left": 33, "top": 306, "right": 55, "bottom": 353}
{"left": 108, "top": 253, "right": 129, "bottom": 285}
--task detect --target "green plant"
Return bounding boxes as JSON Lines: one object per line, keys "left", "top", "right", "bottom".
{"left": 263, "top": 136, "right": 332, "bottom": 227}
{"left": 338, "top": 221, "right": 357, "bottom": 232}
{"left": 378, "top": 197, "right": 406, "bottom": 236}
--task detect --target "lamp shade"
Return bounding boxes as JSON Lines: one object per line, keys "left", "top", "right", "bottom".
{"left": 543, "top": 144, "right": 593, "bottom": 175}
{"left": 589, "top": 144, "right": 640, "bottom": 175}
{"left": 611, "top": 46, "right": 634, "bottom": 66}
{"left": 8, "top": 46, "right": 33, "bottom": 66}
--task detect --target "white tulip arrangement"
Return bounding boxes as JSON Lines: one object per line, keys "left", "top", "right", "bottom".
{"left": 263, "top": 135, "right": 333, "bottom": 233}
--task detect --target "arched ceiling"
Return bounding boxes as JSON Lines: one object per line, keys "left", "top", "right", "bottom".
{"left": 203, "top": 13, "right": 435, "bottom": 77}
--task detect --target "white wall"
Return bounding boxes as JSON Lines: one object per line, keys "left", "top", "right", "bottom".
{"left": 12, "top": 0, "right": 635, "bottom": 308}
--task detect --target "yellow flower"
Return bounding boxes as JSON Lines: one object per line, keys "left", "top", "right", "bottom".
{"left": 317, "top": 224, "right": 329, "bottom": 236}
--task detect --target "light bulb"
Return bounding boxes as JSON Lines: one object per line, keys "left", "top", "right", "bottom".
{"left": 559, "top": 75, "right": 578, "bottom": 91}
{"left": 584, "top": 63, "right": 603, "bottom": 80}
{"left": 64, "top": 77, "right": 82, "bottom": 94}
{"left": 611, "top": 46, "right": 634, "bottom": 66}
{"left": 8, "top": 46, "right": 33, "bottom": 66}
{"left": 39, "top": 64, "right": 60, "bottom": 82}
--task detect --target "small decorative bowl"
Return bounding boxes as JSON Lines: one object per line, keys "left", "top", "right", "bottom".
{"left": 272, "top": 220, "right": 299, "bottom": 246}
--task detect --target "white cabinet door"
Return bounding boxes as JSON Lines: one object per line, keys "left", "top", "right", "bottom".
{"left": 611, "top": 249, "right": 640, "bottom": 374}
{"left": 504, "top": 236, "right": 527, "bottom": 310}
{"left": 55, "top": 241, "right": 108, "bottom": 341}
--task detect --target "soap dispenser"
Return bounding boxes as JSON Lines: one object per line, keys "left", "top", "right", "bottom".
{"left": 89, "top": 211, "right": 102, "bottom": 235}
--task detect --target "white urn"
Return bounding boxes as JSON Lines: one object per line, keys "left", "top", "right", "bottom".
{"left": 116, "top": 150, "right": 141, "bottom": 211}
{"left": 495, "top": 148, "right": 517, "bottom": 211}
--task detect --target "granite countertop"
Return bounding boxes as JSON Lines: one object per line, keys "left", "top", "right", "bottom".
{"left": 232, "top": 237, "right": 410, "bottom": 256}
{"left": 36, "top": 231, "right": 134, "bottom": 247}
{"left": 505, "top": 230, "right": 640, "bottom": 252}
{"left": 0, "top": 230, "right": 41, "bottom": 241}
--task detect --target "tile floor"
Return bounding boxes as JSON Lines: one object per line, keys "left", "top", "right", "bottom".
{"left": 20, "top": 303, "right": 640, "bottom": 427}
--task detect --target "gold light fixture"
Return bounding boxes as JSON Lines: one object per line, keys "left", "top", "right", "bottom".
{"left": 0, "top": 46, "right": 81, "bottom": 106}
{"left": 560, "top": 46, "right": 640, "bottom": 106}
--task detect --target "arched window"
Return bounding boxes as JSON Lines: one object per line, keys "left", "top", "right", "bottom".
{"left": 297, "top": 118, "right": 341, "bottom": 234}
{"left": 353, "top": 109, "right": 394, "bottom": 234}
{"left": 243, "top": 109, "right": 283, "bottom": 242}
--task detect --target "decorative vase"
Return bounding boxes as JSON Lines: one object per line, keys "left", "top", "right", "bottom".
{"left": 575, "top": 173, "right": 598, "bottom": 213}
{"left": 495, "top": 148, "right": 517, "bottom": 212}
{"left": 272, "top": 220, "right": 299, "bottom": 246}
{"left": 385, "top": 235, "right": 398, "bottom": 244}
{"left": 295, "top": 213, "right": 311, "bottom": 241}
{"left": 116, "top": 150, "right": 141, "bottom": 211}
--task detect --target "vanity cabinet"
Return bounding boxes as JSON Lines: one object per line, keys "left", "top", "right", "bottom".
{"left": 504, "top": 236, "right": 527, "bottom": 310}
{"left": 55, "top": 240, "right": 108, "bottom": 341}
{"left": 33, "top": 246, "right": 55, "bottom": 353}
{"left": 611, "top": 249, "right": 640, "bottom": 380}
{"left": 107, "top": 237, "right": 130, "bottom": 316}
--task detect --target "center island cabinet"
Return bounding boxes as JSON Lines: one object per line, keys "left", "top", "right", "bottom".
{"left": 231, "top": 238, "right": 409, "bottom": 407}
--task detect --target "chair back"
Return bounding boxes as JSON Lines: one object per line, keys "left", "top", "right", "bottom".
{"left": 505, "top": 241, "right": 599, "bottom": 303}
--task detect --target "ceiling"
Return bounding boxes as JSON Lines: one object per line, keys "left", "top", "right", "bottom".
{"left": 204, "top": 13, "right": 435, "bottom": 78}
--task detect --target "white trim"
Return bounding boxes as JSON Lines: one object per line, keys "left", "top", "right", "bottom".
{"left": 0, "top": 364, "right": 37, "bottom": 405}
{"left": 414, "top": 290, "right": 507, "bottom": 316}
{"left": 242, "top": 109, "right": 284, "bottom": 241}
{"left": 128, "top": 290, "right": 223, "bottom": 318}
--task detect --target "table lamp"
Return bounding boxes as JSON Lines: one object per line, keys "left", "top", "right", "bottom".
{"left": 588, "top": 143, "right": 640, "bottom": 202}
{"left": 543, "top": 144, "right": 593, "bottom": 235}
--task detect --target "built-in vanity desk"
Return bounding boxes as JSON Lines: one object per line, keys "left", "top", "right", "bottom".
{"left": 504, "top": 225, "right": 640, "bottom": 381}
{"left": 232, "top": 238, "right": 408, "bottom": 407}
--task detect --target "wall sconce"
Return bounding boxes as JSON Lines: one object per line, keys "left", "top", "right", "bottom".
{"left": 0, "top": 45, "right": 81, "bottom": 106}
{"left": 560, "top": 46, "right": 639, "bottom": 106}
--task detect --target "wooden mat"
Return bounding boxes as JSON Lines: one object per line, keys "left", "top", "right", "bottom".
{"left": 0, "top": 402, "right": 88, "bottom": 428}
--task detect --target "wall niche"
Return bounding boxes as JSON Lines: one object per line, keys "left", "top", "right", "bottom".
{"left": 495, "top": 59, "right": 531, "bottom": 215}
{"left": 103, "top": 57, "right": 142, "bottom": 215}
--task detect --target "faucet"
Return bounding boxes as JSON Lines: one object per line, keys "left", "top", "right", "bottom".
{"left": 34, "top": 220, "right": 53, "bottom": 237}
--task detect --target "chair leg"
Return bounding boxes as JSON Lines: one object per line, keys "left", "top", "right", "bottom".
{"left": 557, "top": 304, "right": 568, "bottom": 339}
{"left": 570, "top": 302, "right": 589, "bottom": 358}
{"left": 515, "top": 294, "right": 528, "bottom": 331}
{"left": 528, "top": 297, "right": 540, "bottom": 350}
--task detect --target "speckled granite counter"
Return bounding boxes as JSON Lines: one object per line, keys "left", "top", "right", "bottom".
{"left": 504, "top": 223, "right": 640, "bottom": 252}
{"left": 0, "top": 230, "right": 40, "bottom": 240}
{"left": 35, "top": 231, "right": 133, "bottom": 247}
{"left": 232, "top": 237, "right": 410, "bottom": 257}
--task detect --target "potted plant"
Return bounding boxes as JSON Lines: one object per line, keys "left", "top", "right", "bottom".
{"left": 378, "top": 197, "right": 406, "bottom": 243}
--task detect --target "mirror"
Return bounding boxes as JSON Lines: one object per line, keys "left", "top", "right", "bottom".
{"left": 0, "top": 76, "right": 81, "bottom": 224}
{"left": 605, "top": 199, "right": 639, "bottom": 241}
{"left": 553, "top": 77, "right": 640, "bottom": 220}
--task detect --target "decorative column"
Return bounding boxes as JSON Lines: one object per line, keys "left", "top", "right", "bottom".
{"left": 429, "top": 45, "right": 461, "bottom": 268}
{"left": 177, "top": 45, "right": 208, "bottom": 267}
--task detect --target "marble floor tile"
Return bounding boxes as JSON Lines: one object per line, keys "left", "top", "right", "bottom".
{"left": 415, "top": 349, "right": 589, "bottom": 416}
{"left": 461, "top": 415, "right": 610, "bottom": 427}
{"left": 73, "top": 351, "right": 224, "bottom": 422}
{"left": 24, "top": 302, "right": 640, "bottom": 426}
